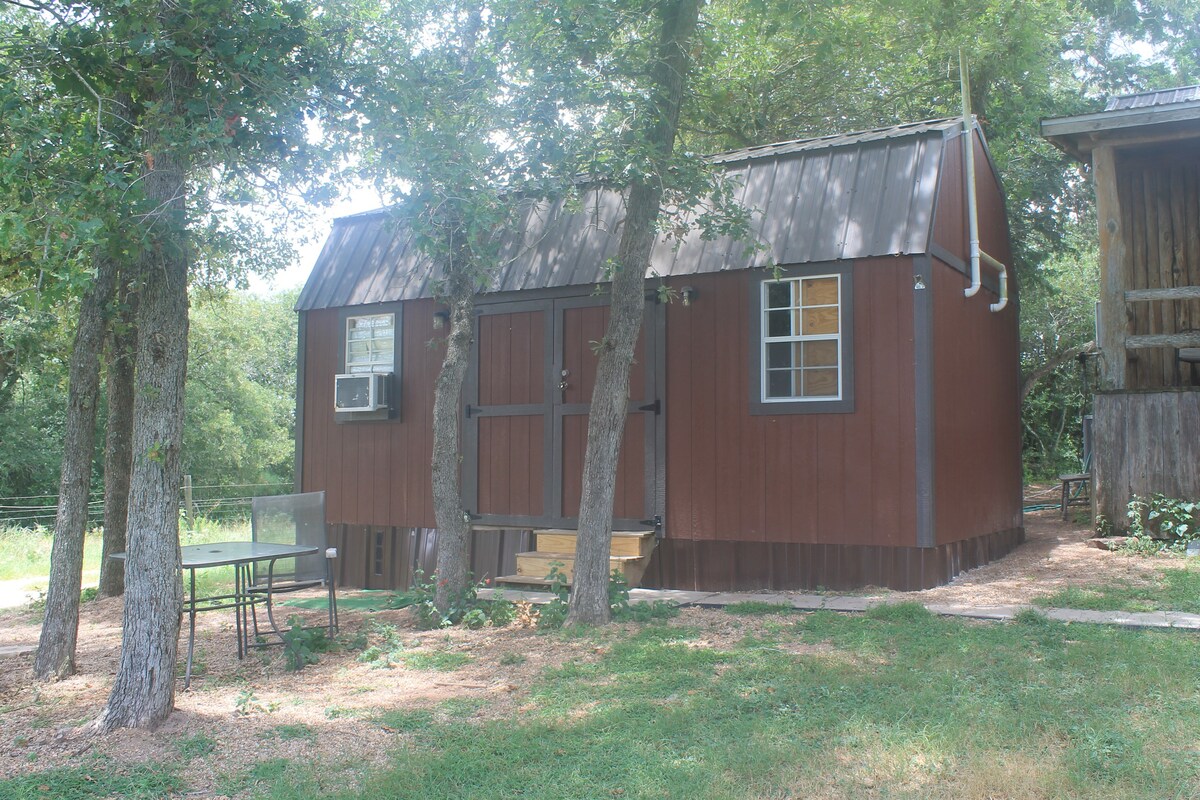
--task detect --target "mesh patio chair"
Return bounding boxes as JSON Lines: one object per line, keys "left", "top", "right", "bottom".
{"left": 248, "top": 491, "right": 338, "bottom": 639}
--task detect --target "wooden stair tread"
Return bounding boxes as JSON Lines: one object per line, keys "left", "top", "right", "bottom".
{"left": 533, "top": 529, "right": 654, "bottom": 538}
{"left": 518, "top": 551, "right": 642, "bottom": 562}
{"left": 493, "top": 576, "right": 564, "bottom": 587}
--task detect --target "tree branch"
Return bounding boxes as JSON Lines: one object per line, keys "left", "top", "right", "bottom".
{"left": 1020, "top": 340, "right": 1096, "bottom": 402}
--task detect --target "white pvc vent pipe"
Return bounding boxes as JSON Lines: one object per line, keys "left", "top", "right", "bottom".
{"left": 959, "top": 50, "right": 1009, "bottom": 313}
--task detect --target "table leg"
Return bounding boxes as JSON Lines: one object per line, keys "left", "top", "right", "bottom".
{"left": 235, "top": 563, "right": 246, "bottom": 660}
{"left": 263, "top": 557, "right": 282, "bottom": 638}
{"left": 184, "top": 568, "right": 197, "bottom": 690}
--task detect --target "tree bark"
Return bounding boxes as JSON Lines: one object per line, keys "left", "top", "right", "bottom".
{"left": 431, "top": 275, "right": 474, "bottom": 615}
{"left": 97, "top": 284, "right": 138, "bottom": 598}
{"left": 567, "top": 0, "right": 700, "bottom": 625}
{"left": 32, "top": 252, "right": 119, "bottom": 680}
{"left": 95, "top": 53, "right": 192, "bottom": 733}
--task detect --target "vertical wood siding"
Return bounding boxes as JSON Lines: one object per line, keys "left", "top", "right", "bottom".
{"left": 301, "top": 300, "right": 442, "bottom": 528}
{"left": 930, "top": 259, "right": 1024, "bottom": 544}
{"left": 1093, "top": 391, "right": 1200, "bottom": 531}
{"left": 1116, "top": 146, "right": 1200, "bottom": 390}
{"left": 662, "top": 261, "right": 918, "bottom": 551}
{"left": 928, "top": 125, "right": 1023, "bottom": 546}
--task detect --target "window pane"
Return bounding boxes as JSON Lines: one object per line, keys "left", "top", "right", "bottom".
{"left": 802, "top": 277, "right": 838, "bottom": 306}
{"left": 767, "top": 370, "right": 793, "bottom": 398}
{"left": 766, "top": 282, "right": 791, "bottom": 308}
{"left": 803, "top": 368, "right": 838, "bottom": 397}
{"left": 346, "top": 313, "right": 395, "bottom": 372}
{"left": 803, "top": 306, "right": 839, "bottom": 335}
{"left": 767, "top": 310, "right": 791, "bottom": 337}
{"left": 767, "top": 342, "right": 792, "bottom": 369}
{"left": 803, "top": 340, "right": 838, "bottom": 367}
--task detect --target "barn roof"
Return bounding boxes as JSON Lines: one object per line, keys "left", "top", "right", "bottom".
{"left": 297, "top": 117, "right": 967, "bottom": 311}
{"left": 1041, "top": 84, "right": 1200, "bottom": 160}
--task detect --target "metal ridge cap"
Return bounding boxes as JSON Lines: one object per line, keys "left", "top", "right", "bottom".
{"left": 705, "top": 118, "right": 962, "bottom": 166}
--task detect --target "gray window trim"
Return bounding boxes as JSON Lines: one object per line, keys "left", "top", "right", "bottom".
{"left": 749, "top": 262, "right": 855, "bottom": 415}
{"left": 336, "top": 302, "right": 403, "bottom": 422}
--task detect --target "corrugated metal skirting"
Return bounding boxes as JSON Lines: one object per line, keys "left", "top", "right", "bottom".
{"left": 641, "top": 527, "right": 1025, "bottom": 593}
{"left": 328, "top": 525, "right": 532, "bottom": 590}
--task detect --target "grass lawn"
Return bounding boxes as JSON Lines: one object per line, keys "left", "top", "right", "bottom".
{"left": 1034, "top": 562, "right": 1200, "bottom": 615}
{"left": 6, "top": 604, "right": 1197, "bottom": 799}
{"left": 0, "top": 519, "right": 251, "bottom": 602}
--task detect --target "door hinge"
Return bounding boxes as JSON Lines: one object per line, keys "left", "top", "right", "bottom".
{"left": 638, "top": 399, "right": 661, "bottom": 415}
{"left": 464, "top": 404, "right": 476, "bottom": 418}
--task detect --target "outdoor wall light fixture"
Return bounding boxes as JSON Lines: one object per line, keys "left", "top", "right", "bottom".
{"left": 680, "top": 286, "right": 697, "bottom": 306}
{"left": 433, "top": 309, "right": 450, "bottom": 329}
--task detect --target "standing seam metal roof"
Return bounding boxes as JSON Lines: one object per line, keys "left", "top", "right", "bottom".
{"left": 1105, "top": 85, "right": 1200, "bottom": 111}
{"left": 296, "top": 117, "right": 965, "bottom": 311}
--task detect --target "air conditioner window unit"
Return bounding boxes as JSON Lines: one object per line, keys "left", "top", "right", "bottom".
{"left": 334, "top": 372, "right": 390, "bottom": 412}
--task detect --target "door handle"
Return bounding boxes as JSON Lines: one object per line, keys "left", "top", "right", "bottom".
{"left": 559, "top": 380, "right": 569, "bottom": 391}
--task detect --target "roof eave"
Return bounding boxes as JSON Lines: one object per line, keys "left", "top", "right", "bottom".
{"left": 1041, "top": 102, "right": 1200, "bottom": 160}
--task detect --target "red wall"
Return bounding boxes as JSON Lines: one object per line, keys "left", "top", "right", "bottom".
{"left": 662, "top": 259, "right": 919, "bottom": 548}
{"left": 300, "top": 299, "right": 442, "bottom": 528}
{"left": 929, "top": 126, "right": 1023, "bottom": 544}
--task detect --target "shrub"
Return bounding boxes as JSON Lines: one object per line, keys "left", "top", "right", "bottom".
{"left": 1124, "top": 494, "right": 1200, "bottom": 553}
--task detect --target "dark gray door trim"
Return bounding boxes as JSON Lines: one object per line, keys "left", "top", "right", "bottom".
{"left": 913, "top": 254, "right": 936, "bottom": 548}
{"left": 464, "top": 288, "right": 664, "bottom": 531}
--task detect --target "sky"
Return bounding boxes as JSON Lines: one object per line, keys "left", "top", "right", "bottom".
{"left": 248, "top": 183, "right": 385, "bottom": 295}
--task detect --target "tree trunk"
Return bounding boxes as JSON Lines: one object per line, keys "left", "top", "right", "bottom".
{"left": 567, "top": 0, "right": 699, "bottom": 625}
{"left": 432, "top": 279, "right": 474, "bottom": 615}
{"left": 33, "top": 252, "right": 119, "bottom": 680}
{"left": 97, "top": 284, "right": 138, "bottom": 598}
{"left": 95, "top": 54, "right": 192, "bottom": 732}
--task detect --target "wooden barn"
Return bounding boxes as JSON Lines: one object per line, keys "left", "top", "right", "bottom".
{"left": 295, "top": 117, "right": 1023, "bottom": 592}
{"left": 1043, "top": 86, "right": 1200, "bottom": 530}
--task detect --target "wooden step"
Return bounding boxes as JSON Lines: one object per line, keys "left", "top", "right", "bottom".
{"left": 515, "top": 551, "right": 642, "bottom": 583}
{"left": 534, "top": 529, "right": 654, "bottom": 558}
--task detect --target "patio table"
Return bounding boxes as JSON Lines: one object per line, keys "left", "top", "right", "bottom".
{"left": 112, "top": 541, "right": 319, "bottom": 688}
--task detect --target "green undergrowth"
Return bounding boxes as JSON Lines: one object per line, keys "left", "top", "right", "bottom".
{"left": 1034, "top": 566, "right": 1200, "bottom": 614}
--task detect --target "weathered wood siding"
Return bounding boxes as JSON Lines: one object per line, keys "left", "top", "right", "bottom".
{"left": 299, "top": 300, "right": 442, "bottom": 529}
{"left": 660, "top": 259, "right": 919, "bottom": 558}
{"left": 1115, "top": 145, "right": 1200, "bottom": 391}
{"left": 1093, "top": 390, "right": 1200, "bottom": 530}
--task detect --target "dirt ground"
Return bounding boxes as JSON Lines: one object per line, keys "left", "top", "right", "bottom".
{"left": 0, "top": 506, "right": 1186, "bottom": 795}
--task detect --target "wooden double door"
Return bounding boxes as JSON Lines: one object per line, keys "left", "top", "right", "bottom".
{"left": 463, "top": 294, "right": 663, "bottom": 531}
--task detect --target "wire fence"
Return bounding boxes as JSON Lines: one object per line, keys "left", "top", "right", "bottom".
{"left": 0, "top": 479, "right": 294, "bottom": 528}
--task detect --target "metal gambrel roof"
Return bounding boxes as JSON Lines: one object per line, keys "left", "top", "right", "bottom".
{"left": 296, "top": 118, "right": 966, "bottom": 311}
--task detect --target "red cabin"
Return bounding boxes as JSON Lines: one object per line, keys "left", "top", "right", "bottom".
{"left": 295, "top": 118, "right": 1023, "bottom": 592}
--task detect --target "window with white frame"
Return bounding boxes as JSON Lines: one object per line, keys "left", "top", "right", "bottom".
{"left": 345, "top": 313, "right": 395, "bottom": 374}
{"left": 761, "top": 274, "right": 842, "bottom": 402}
